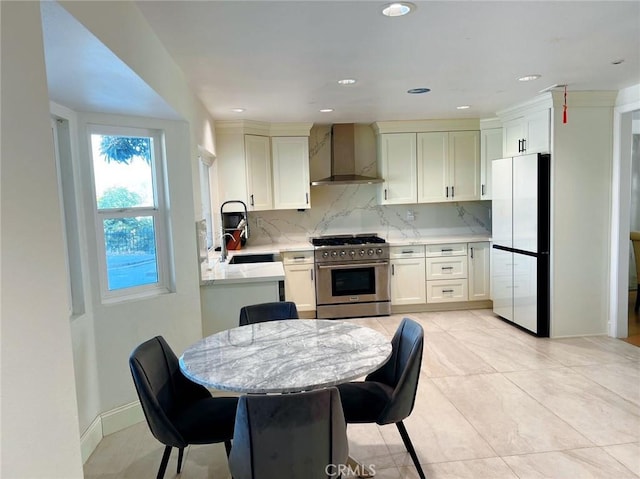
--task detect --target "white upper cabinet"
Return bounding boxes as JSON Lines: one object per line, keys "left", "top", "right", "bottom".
{"left": 377, "top": 132, "right": 418, "bottom": 204}
{"left": 417, "top": 130, "right": 480, "bottom": 203}
{"left": 272, "top": 136, "right": 310, "bottom": 210}
{"left": 480, "top": 120, "right": 503, "bottom": 199}
{"left": 502, "top": 109, "right": 550, "bottom": 157}
{"left": 245, "top": 134, "right": 273, "bottom": 211}
{"left": 374, "top": 120, "right": 480, "bottom": 205}
{"left": 215, "top": 121, "right": 312, "bottom": 212}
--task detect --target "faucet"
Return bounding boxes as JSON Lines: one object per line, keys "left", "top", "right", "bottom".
{"left": 220, "top": 200, "right": 249, "bottom": 263}
{"left": 220, "top": 233, "right": 235, "bottom": 263}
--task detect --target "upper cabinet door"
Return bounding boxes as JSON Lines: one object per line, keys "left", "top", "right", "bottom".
{"left": 244, "top": 134, "right": 273, "bottom": 210}
{"left": 378, "top": 133, "right": 417, "bottom": 205}
{"left": 448, "top": 130, "right": 480, "bottom": 201}
{"left": 503, "top": 118, "right": 525, "bottom": 157}
{"left": 417, "top": 132, "right": 448, "bottom": 203}
{"left": 524, "top": 109, "right": 550, "bottom": 154}
{"left": 271, "top": 136, "right": 310, "bottom": 210}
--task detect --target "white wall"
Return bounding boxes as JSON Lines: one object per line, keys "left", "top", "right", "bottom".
{"left": 551, "top": 94, "right": 614, "bottom": 337}
{"left": 0, "top": 2, "right": 84, "bottom": 477}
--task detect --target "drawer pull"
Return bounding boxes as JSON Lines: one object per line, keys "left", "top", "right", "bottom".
{"left": 442, "top": 289, "right": 454, "bottom": 293}
{"left": 441, "top": 248, "right": 453, "bottom": 252}
{"left": 402, "top": 250, "right": 414, "bottom": 254}
{"left": 441, "top": 266, "right": 454, "bottom": 270}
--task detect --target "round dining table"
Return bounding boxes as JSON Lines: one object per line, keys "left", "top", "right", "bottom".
{"left": 179, "top": 319, "right": 392, "bottom": 394}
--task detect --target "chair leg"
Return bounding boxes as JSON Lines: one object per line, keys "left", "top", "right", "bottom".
{"left": 157, "top": 445, "right": 172, "bottom": 479}
{"left": 635, "top": 284, "right": 640, "bottom": 312}
{"left": 224, "top": 439, "right": 232, "bottom": 457}
{"left": 396, "top": 421, "right": 426, "bottom": 479}
{"left": 177, "top": 447, "right": 185, "bottom": 474}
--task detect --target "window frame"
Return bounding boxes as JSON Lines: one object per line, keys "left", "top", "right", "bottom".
{"left": 87, "top": 124, "right": 171, "bottom": 302}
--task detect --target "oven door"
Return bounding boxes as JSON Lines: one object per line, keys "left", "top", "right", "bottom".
{"left": 315, "top": 261, "right": 390, "bottom": 305}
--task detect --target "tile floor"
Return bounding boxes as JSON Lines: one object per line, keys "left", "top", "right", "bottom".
{"left": 83, "top": 309, "right": 640, "bottom": 478}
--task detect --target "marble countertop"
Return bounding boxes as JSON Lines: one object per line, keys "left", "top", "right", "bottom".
{"left": 200, "top": 234, "right": 491, "bottom": 285}
{"left": 179, "top": 319, "right": 392, "bottom": 394}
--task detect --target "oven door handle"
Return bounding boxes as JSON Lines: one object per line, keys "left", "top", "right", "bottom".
{"left": 317, "top": 261, "right": 389, "bottom": 270}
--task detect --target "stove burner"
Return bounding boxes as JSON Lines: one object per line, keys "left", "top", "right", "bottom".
{"left": 311, "top": 234, "right": 386, "bottom": 247}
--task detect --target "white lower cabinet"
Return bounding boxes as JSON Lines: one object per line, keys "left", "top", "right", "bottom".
{"left": 468, "top": 242, "right": 491, "bottom": 300}
{"left": 390, "top": 246, "right": 426, "bottom": 305}
{"left": 282, "top": 251, "right": 315, "bottom": 312}
{"left": 427, "top": 279, "right": 468, "bottom": 303}
{"left": 426, "top": 243, "right": 468, "bottom": 303}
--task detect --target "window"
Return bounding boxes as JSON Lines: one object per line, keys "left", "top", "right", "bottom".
{"left": 88, "top": 125, "right": 170, "bottom": 300}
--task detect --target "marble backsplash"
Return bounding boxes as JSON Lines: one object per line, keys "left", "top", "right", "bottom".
{"left": 246, "top": 184, "right": 491, "bottom": 245}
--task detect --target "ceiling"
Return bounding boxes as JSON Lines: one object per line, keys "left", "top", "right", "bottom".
{"left": 43, "top": 1, "right": 640, "bottom": 124}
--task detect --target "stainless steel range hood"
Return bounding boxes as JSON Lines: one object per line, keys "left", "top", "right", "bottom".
{"left": 311, "top": 123, "right": 383, "bottom": 186}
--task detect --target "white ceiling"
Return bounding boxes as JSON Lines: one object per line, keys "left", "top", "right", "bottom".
{"left": 43, "top": 1, "right": 640, "bottom": 124}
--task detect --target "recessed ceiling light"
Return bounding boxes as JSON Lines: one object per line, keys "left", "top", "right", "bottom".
{"left": 456, "top": 105, "right": 470, "bottom": 110}
{"left": 518, "top": 74, "right": 541, "bottom": 82}
{"left": 382, "top": 2, "right": 415, "bottom": 17}
{"left": 319, "top": 108, "right": 334, "bottom": 113}
{"left": 231, "top": 108, "right": 245, "bottom": 113}
{"left": 407, "top": 88, "right": 431, "bottom": 94}
{"left": 612, "top": 59, "right": 625, "bottom": 65}
{"left": 337, "top": 79, "right": 357, "bottom": 85}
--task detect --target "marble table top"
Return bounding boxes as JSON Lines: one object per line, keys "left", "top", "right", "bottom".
{"left": 179, "top": 319, "right": 392, "bottom": 394}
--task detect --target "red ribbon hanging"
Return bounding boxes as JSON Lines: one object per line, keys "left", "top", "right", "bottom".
{"left": 563, "top": 86, "right": 568, "bottom": 124}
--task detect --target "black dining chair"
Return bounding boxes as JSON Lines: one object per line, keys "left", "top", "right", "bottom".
{"left": 238, "top": 300, "right": 299, "bottom": 326}
{"left": 337, "top": 317, "right": 426, "bottom": 479}
{"left": 129, "top": 336, "right": 238, "bottom": 479}
{"left": 228, "top": 387, "right": 348, "bottom": 479}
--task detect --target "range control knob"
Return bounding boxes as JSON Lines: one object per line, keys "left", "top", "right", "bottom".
{"left": 349, "top": 250, "right": 356, "bottom": 257}
{"left": 359, "top": 249, "right": 366, "bottom": 256}
{"left": 331, "top": 251, "right": 338, "bottom": 258}
{"left": 322, "top": 251, "right": 329, "bottom": 258}
{"left": 340, "top": 251, "right": 347, "bottom": 257}
{"left": 377, "top": 248, "right": 383, "bottom": 255}
{"left": 368, "top": 248, "right": 374, "bottom": 256}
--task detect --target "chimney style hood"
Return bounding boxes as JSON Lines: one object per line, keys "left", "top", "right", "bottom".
{"left": 311, "top": 123, "right": 383, "bottom": 186}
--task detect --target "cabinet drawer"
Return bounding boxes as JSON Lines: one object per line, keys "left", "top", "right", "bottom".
{"left": 390, "top": 245, "right": 425, "bottom": 259}
{"left": 281, "top": 251, "right": 314, "bottom": 265}
{"left": 425, "top": 243, "right": 467, "bottom": 257}
{"left": 427, "top": 279, "right": 468, "bottom": 303}
{"left": 426, "top": 257, "right": 467, "bottom": 280}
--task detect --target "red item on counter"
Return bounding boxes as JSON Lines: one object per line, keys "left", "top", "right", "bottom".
{"left": 227, "top": 230, "right": 243, "bottom": 250}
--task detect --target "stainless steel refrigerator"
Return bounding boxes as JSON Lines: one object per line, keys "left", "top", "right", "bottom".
{"left": 491, "top": 153, "right": 550, "bottom": 336}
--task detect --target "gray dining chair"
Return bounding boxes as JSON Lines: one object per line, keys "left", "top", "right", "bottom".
{"left": 337, "top": 317, "right": 426, "bottom": 479}
{"left": 129, "top": 336, "right": 238, "bottom": 479}
{"left": 228, "top": 387, "right": 348, "bottom": 479}
{"left": 238, "top": 300, "right": 299, "bottom": 326}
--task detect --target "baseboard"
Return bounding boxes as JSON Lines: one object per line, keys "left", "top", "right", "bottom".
{"left": 80, "top": 415, "right": 103, "bottom": 463}
{"left": 80, "top": 401, "right": 145, "bottom": 464}
{"left": 392, "top": 300, "right": 492, "bottom": 314}
{"left": 101, "top": 400, "right": 145, "bottom": 436}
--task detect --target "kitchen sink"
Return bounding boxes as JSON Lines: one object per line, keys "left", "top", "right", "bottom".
{"left": 228, "top": 253, "right": 276, "bottom": 264}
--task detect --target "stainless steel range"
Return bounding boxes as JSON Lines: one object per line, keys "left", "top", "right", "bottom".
{"left": 311, "top": 234, "right": 391, "bottom": 319}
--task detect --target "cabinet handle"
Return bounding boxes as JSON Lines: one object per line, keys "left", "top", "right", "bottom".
{"left": 451, "top": 186, "right": 455, "bottom": 198}
{"left": 441, "top": 248, "right": 453, "bottom": 252}
{"left": 293, "top": 256, "right": 305, "bottom": 260}
{"left": 384, "top": 189, "right": 388, "bottom": 200}
{"left": 481, "top": 184, "right": 485, "bottom": 196}
{"left": 311, "top": 269, "right": 314, "bottom": 281}
{"left": 470, "top": 247, "right": 474, "bottom": 259}
{"left": 305, "top": 193, "right": 309, "bottom": 204}
{"left": 402, "top": 250, "right": 414, "bottom": 254}
{"left": 441, "top": 266, "right": 454, "bottom": 270}
{"left": 522, "top": 138, "right": 527, "bottom": 151}
{"left": 446, "top": 186, "right": 449, "bottom": 198}
{"left": 250, "top": 194, "right": 254, "bottom": 206}
{"left": 443, "top": 289, "right": 454, "bottom": 293}
{"left": 392, "top": 264, "right": 395, "bottom": 275}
